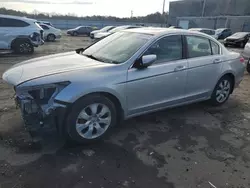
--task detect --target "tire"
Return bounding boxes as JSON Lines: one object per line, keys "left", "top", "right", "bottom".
{"left": 12, "top": 40, "right": 34, "bottom": 54}
{"left": 64, "top": 94, "right": 118, "bottom": 144}
{"left": 247, "top": 59, "right": 250, "bottom": 74}
{"left": 73, "top": 31, "right": 78, "bottom": 36}
{"left": 210, "top": 75, "right": 233, "bottom": 106}
{"left": 47, "top": 34, "right": 56, "bottom": 42}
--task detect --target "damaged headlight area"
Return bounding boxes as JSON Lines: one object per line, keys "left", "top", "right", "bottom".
{"left": 15, "top": 81, "right": 70, "bottom": 132}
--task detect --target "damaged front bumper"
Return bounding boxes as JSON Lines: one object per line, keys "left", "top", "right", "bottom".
{"left": 14, "top": 82, "right": 70, "bottom": 138}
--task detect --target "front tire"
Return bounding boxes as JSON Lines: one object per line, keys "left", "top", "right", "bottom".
{"left": 73, "top": 31, "right": 78, "bottom": 36}
{"left": 64, "top": 95, "right": 117, "bottom": 144}
{"left": 210, "top": 76, "right": 233, "bottom": 106}
{"left": 47, "top": 34, "right": 56, "bottom": 42}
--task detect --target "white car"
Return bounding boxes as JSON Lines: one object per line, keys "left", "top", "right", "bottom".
{"left": 0, "top": 14, "right": 44, "bottom": 54}
{"left": 94, "top": 25, "right": 140, "bottom": 39}
{"left": 189, "top": 28, "right": 218, "bottom": 39}
{"left": 39, "top": 24, "right": 62, "bottom": 42}
{"left": 90, "top": 26, "right": 115, "bottom": 39}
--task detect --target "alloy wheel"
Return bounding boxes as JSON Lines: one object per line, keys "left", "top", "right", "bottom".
{"left": 76, "top": 103, "right": 111, "bottom": 139}
{"left": 19, "top": 42, "right": 32, "bottom": 53}
{"left": 215, "top": 80, "right": 231, "bottom": 103}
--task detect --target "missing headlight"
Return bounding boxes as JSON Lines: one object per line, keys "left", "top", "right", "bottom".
{"left": 28, "top": 87, "right": 56, "bottom": 104}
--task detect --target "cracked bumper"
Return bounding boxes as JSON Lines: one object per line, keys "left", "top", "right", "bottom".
{"left": 15, "top": 95, "right": 67, "bottom": 135}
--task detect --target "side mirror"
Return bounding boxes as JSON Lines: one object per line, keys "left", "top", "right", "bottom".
{"left": 141, "top": 54, "right": 157, "bottom": 67}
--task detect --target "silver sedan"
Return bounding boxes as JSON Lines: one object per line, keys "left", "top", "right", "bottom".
{"left": 2, "top": 28, "right": 245, "bottom": 143}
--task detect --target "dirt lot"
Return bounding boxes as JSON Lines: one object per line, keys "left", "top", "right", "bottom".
{"left": 0, "top": 34, "right": 250, "bottom": 188}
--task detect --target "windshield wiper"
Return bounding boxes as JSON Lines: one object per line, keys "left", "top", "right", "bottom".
{"left": 84, "top": 54, "right": 104, "bottom": 62}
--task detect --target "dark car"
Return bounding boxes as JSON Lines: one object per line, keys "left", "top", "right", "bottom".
{"left": 242, "top": 39, "right": 250, "bottom": 73}
{"left": 224, "top": 32, "right": 250, "bottom": 48}
{"left": 67, "top": 26, "right": 94, "bottom": 36}
{"left": 215, "top": 28, "right": 232, "bottom": 39}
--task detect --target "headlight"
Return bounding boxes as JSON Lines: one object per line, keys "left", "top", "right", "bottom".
{"left": 17, "top": 81, "right": 70, "bottom": 105}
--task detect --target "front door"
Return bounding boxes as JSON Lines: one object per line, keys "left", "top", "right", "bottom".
{"left": 126, "top": 35, "right": 188, "bottom": 116}
{"left": 185, "top": 35, "right": 223, "bottom": 100}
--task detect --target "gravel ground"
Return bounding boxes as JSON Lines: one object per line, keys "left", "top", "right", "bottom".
{"left": 0, "top": 34, "right": 250, "bottom": 188}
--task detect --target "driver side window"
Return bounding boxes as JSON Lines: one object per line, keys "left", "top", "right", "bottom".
{"left": 143, "top": 35, "right": 183, "bottom": 64}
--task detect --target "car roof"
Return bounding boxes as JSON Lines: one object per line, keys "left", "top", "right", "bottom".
{"left": 189, "top": 28, "right": 214, "bottom": 31}
{"left": 0, "top": 14, "right": 36, "bottom": 23}
{"left": 125, "top": 27, "right": 215, "bottom": 38}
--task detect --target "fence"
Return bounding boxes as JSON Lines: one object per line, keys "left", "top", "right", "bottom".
{"left": 38, "top": 18, "right": 162, "bottom": 29}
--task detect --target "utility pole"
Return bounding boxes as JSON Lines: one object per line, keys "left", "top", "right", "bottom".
{"left": 162, "top": 0, "right": 166, "bottom": 27}
{"left": 202, "top": 0, "right": 207, "bottom": 17}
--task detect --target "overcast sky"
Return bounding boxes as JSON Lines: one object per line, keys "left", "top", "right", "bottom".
{"left": 0, "top": 0, "right": 181, "bottom": 17}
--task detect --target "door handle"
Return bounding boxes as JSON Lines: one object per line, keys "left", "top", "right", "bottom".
{"left": 213, "top": 59, "right": 222, "bottom": 64}
{"left": 174, "top": 65, "right": 186, "bottom": 71}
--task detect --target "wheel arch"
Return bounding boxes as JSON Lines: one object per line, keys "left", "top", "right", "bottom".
{"left": 218, "top": 72, "right": 235, "bottom": 93}
{"left": 10, "top": 36, "right": 32, "bottom": 49}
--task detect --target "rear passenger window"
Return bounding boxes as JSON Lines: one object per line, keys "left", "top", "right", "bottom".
{"left": 186, "top": 36, "right": 212, "bottom": 58}
{"left": 210, "top": 40, "right": 220, "bottom": 55}
{"left": 0, "top": 18, "right": 29, "bottom": 27}
{"left": 144, "top": 35, "right": 183, "bottom": 64}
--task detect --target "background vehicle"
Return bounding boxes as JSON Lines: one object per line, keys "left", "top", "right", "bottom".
{"left": 242, "top": 39, "right": 250, "bottom": 73}
{"left": 67, "top": 26, "right": 95, "bottom": 36}
{"left": 39, "top": 24, "right": 62, "bottom": 42}
{"left": 37, "top": 21, "right": 53, "bottom": 27}
{"left": 94, "top": 25, "right": 140, "bottom": 39}
{"left": 0, "top": 14, "right": 44, "bottom": 54}
{"left": 215, "top": 28, "right": 232, "bottom": 39}
{"left": 189, "top": 28, "right": 218, "bottom": 39}
{"left": 169, "top": 26, "right": 183, "bottom": 29}
{"left": 90, "top": 26, "right": 115, "bottom": 39}
{"left": 2, "top": 28, "right": 245, "bottom": 144}
{"left": 224, "top": 32, "right": 250, "bottom": 48}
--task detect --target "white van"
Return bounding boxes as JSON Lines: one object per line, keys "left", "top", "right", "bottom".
{"left": 0, "top": 14, "right": 44, "bottom": 54}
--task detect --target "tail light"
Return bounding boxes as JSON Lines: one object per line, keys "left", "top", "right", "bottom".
{"left": 240, "top": 57, "right": 245, "bottom": 63}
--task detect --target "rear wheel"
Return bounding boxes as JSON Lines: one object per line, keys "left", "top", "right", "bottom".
{"left": 64, "top": 95, "right": 117, "bottom": 144}
{"left": 210, "top": 76, "right": 233, "bottom": 106}
{"left": 12, "top": 40, "right": 34, "bottom": 54}
{"left": 247, "top": 59, "right": 250, "bottom": 74}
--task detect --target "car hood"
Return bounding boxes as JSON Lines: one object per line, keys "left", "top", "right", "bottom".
{"left": 91, "top": 30, "right": 101, "bottom": 34}
{"left": 2, "top": 51, "right": 106, "bottom": 86}
{"left": 226, "top": 36, "right": 243, "bottom": 40}
{"left": 95, "top": 32, "right": 111, "bottom": 38}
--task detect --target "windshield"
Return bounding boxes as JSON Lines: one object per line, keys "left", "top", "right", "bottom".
{"left": 231, "top": 32, "right": 248, "bottom": 38}
{"left": 109, "top": 26, "right": 129, "bottom": 33}
{"left": 82, "top": 32, "right": 152, "bottom": 64}
{"left": 100, "top": 26, "right": 114, "bottom": 31}
{"left": 216, "top": 28, "right": 225, "bottom": 33}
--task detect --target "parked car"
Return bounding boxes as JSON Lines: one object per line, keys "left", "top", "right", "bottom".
{"left": 215, "top": 28, "right": 232, "bottom": 39}
{"left": 189, "top": 28, "right": 218, "bottom": 39}
{"left": 2, "top": 28, "right": 245, "bottom": 143}
{"left": 39, "top": 24, "right": 62, "bottom": 42}
{"left": 0, "top": 14, "right": 44, "bottom": 54}
{"left": 67, "top": 26, "right": 94, "bottom": 36}
{"left": 90, "top": 26, "right": 115, "bottom": 39}
{"left": 37, "top": 21, "right": 53, "bottom": 27}
{"left": 94, "top": 25, "right": 140, "bottom": 39}
{"left": 224, "top": 32, "right": 250, "bottom": 48}
{"left": 242, "top": 39, "right": 250, "bottom": 73}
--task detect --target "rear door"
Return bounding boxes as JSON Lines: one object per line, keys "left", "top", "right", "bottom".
{"left": 185, "top": 35, "right": 223, "bottom": 100}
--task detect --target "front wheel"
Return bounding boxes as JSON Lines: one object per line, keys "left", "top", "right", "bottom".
{"left": 47, "top": 34, "right": 56, "bottom": 42}
{"left": 64, "top": 95, "right": 117, "bottom": 144}
{"left": 210, "top": 76, "right": 232, "bottom": 106}
{"left": 247, "top": 59, "right": 250, "bottom": 73}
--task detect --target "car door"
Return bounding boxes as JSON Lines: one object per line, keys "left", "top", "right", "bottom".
{"left": 40, "top": 24, "right": 49, "bottom": 38}
{"left": 78, "top": 27, "right": 85, "bottom": 35}
{"left": 126, "top": 35, "right": 188, "bottom": 116}
{"left": 0, "top": 18, "right": 11, "bottom": 49}
{"left": 185, "top": 35, "right": 223, "bottom": 100}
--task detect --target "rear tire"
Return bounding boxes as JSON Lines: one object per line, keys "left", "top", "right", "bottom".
{"left": 12, "top": 40, "right": 34, "bottom": 54}
{"left": 47, "top": 34, "right": 56, "bottom": 42}
{"left": 247, "top": 59, "right": 250, "bottom": 74}
{"left": 210, "top": 75, "right": 233, "bottom": 106}
{"left": 64, "top": 94, "right": 117, "bottom": 144}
